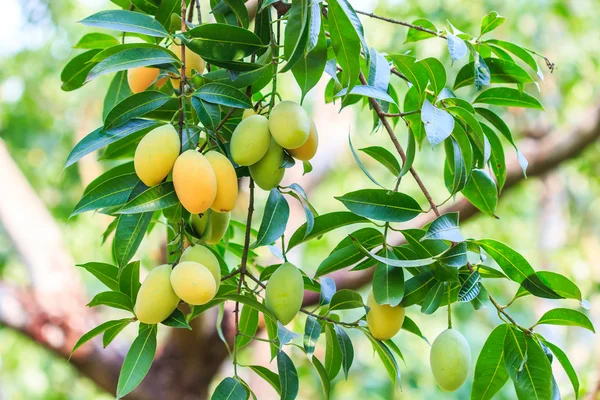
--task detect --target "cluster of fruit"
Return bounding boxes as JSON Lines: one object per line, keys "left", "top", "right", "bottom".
{"left": 231, "top": 100, "right": 319, "bottom": 190}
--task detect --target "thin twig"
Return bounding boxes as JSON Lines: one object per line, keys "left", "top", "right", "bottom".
{"left": 355, "top": 9, "right": 446, "bottom": 39}
{"left": 178, "top": 0, "right": 188, "bottom": 151}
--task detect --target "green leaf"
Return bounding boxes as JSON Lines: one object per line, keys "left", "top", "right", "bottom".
{"left": 444, "top": 137, "right": 469, "bottom": 195}
{"left": 116, "top": 182, "right": 178, "bottom": 214}
{"left": 486, "top": 40, "right": 543, "bottom": 79}
{"left": 542, "top": 340, "right": 580, "bottom": 399}
{"left": 334, "top": 325, "right": 354, "bottom": 379}
{"left": 404, "top": 18, "right": 437, "bottom": 43}
{"left": 72, "top": 173, "right": 139, "bottom": 216}
{"left": 390, "top": 54, "right": 429, "bottom": 96}
{"left": 304, "top": 316, "right": 322, "bottom": 358}
{"left": 61, "top": 49, "right": 101, "bottom": 91}
{"left": 211, "top": 377, "right": 247, "bottom": 400}
{"left": 462, "top": 169, "right": 498, "bottom": 217}
{"left": 161, "top": 308, "right": 191, "bottom": 330}
{"left": 237, "top": 305, "right": 259, "bottom": 349}
{"left": 287, "top": 211, "right": 371, "bottom": 250}
{"left": 401, "top": 270, "right": 436, "bottom": 307}
{"left": 281, "top": 0, "right": 309, "bottom": 73}
{"left": 372, "top": 247, "right": 404, "bottom": 306}
{"left": 253, "top": 189, "right": 290, "bottom": 248}
{"left": 74, "top": 33, "right": 119, "bottom": 49}
{"left": 194, "top": 83, "right": 252, "bottom": 109}
{"left": 277, "top": 350, "right": 299, "bottom": 400}
{"left": 329, "top": 289, "right": 364, "bottom": 311}
{"left": 113, "top": 213, "right": 152, "bottom": 267}
{"left": 348, "top": 133, "right": 384, "bottom": 188}
{"left": 515, "top": 271, "right": 582, "bottom": 302}
{"left": 458, "top": 272, "right": 481, "bottom": 302}
{"left": 103, "top": 71, "right": 132, "bottom": 122}
{"left": 422, "top": 99, "right": 455, "bottom": 146}
{"left": 419, "top": 57, "right": 446, "bottom": 97}
{"left": 248, "top": 366, "right": 281, "bottom": 395}
{"left": 222, "top": 0, "right": 250, "bottom": 28}
{"left": 336, "top": 189, "right": 422, "bottom": 222}
{"left": 335, "top": 85, "right": 396, "bottom": 104}
{"left": 71, "top": 318, "right": 131, "bottom": 356}
{"left": 219, "top": 294, "right": 277, "bottom": 322}
{"left": 90, "top": 43, "right": 178, "bottom": 64}
{"left": 351, "top": 237, "right": 435, "bottom": 268}
{"left": 88, "top": 291, "right": 134, "bottom": 312}
{"left": 65, "top": 119, "right": 160, "bottom": 169}
{"left": 130, "top": 0, "right": 159, "bottom": 15}
{"left": 155, "top": 0, "right": 181, "bottom": 31}
{"left": 103, "top": 319, "right": 131, "bottom": 348}
{"left": 534, "top": 308, "right": 595, "bottom": 332}
{"left": 480, "top": 11, "right": 506, "bottom": 37}
{"left": 119, "top": 260, "right": 141, "bottom": 301}
{"left": 87, "top": 48, "right": 178, "bottom": 82}
{"left": 401, "top": 315, "right": 429, "bottom": 344}
{"left": 362, "top": 330, "right": 401, "bottom": 386}
{"left": 475, "top": 239, "right": 560, "bottom": 298}
{"left": 311, "top": 356, "right": 331, "bottom": 399}
{"left": 447, "top": 34, "right": 468, "bottom": 63}
{"left": 481, "top": 123, "right": 507, "bottom": 191}
{"left": 191, "top": 96, "right": 220, "bottom": 132}
{"left": 292, "top": 7, "right": 326, "bottom": 102}
{"left": 265, "top": 316, "right": 280, "bottom": 361}
{"left": 104, "top": 91, "right": 171, "bottom": 129}
{"left": 471, "top": 324, "right": 509, "bottom": 400}
{"left": 181, "top": 23, "right": 265, "bottom": 61}
{"left": 324, "top": 324, "right": 342, "bottom": 380}
{"left": 116, "top": 325, "right": 157, "bottom": 398}
{"left": 327, "top": 0, "right": 361, "bottom": 90}
{"left": 78, "top": 262, "right": 120, "bottom": 291}
{"left": 420, "top": 281, "right": 445, "bottom": 314}
{"left": 473, "top": 87, "right": 543, "bottom": 110}
{"left": 422, "top": 212, "right": 463, "bottom": 242}
{"left": 79, "top": 10, "right": 169, "bottom": 37}
{"left": 454, "top": 58, "right": 534, "bottom": 90}
{"left": 504, "top": 327, "right": 552, "bottom": 400}
{"left": 436, "top": 242, "right": 468, "bottom": 268}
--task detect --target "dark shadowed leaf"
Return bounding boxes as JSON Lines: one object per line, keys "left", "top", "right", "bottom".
{"left": 211, "top": 377, "right": 247, "bottom": 400}
{"left": 161, "top": 308, "right": 191, "bottom": 330}
{"left": 104, "top": 91, "right": 172, "bottom": 129}
{"left": 253, "top": 189, "right": 290, "bottom": 248}
{"left": 421, "top": 281, "right": 445, "bottom": 314}
{"left": 334, "top": 325, "right": 354, "bottom": 379}
{"left": 471, "top": 324, "right": 509, "bottom": 400}
{"left": 462, "top": 169, "right": 498, "bottom": 217}
{"left": 277, "top": 350, "right": 299, "bottom": 400}
{"left": 103, "top": 71, "right": 132, "bottom": 121}
{"left": 116, "top": 182, "right": 178, "bottom": 214}
{"left": 182, "top": 23, "right": 265, "bottom": 61}
{"left": 237, "top": 305, "right": 259, "bottom": 349}
{"left": 61, "top": 49, "right": 101, "bottom": 91}
{"left": 195, "top": 83, "right": 252, "bottom": 109}
{"left": 372, "top": 247, "right": 404, "bottom": 306}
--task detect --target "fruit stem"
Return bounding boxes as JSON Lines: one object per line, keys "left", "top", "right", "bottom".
{"left": 269, "top": 18, "right": 281, "bottom": 111}
{"left": 447, "top": 284, "right": 452, "bottom": 329}
{"left": 178, "top": 0, "right": 188, "bottom": 153}
{"left": 299, "top": 308, "right": 359, "bottom": 328}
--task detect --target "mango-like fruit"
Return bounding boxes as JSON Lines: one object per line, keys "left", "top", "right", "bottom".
{"left": 180, "top": 245, "right": 221, "bottom": 290}
{"left": 289, "top": 120, "right": 318, "bottom": 160}
{"left": 191, "top": 210, "right": 231, "bottom": 245}
{"left": 173, "top": 150, "right": 217, "bottom": 214}
{"left": 170, "top": 261, "right": 216, "bottom": 305}
{"left": 366, "top": 291, "right": 405, "bottom": 340}
{"left": 430, "top": 329, "right": 471, "bottom": 392}
{"left": 168, "top": 43, "right": 206, "bottom": 88}
{"left": 268, "top": 101, "right": 311, "bottom": 149}
{"left": 134, "top": 124, "right": 180, "bottom": 186}
{"left": 242, "top": 108, "right": 256, "bottom": 120}
{"left": 134, "top": 265, "right": 180, "bottom": 324}
{"left": 265, "top": 263, "right": 304, "bottom": 325}
{"left": 230, "top": 115, "right": 271, "bottom": 166}
{"left": 127, "top": 67, "right": 166, "bottom": 94}
{"left": 249, "top": 138, "right": 285, "bottom": 190}
{"left": 205, "top": 151, "right": 238, "bottom": 212}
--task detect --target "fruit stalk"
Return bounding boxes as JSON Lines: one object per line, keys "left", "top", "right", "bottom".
{"left": 178, "top": 0, "right": 188, "bottom": 152}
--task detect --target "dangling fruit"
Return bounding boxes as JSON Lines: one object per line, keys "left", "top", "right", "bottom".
{"left": 180, "top": 245, "right": 221, "bottom": 290}
{"left": 249, "top": 138, "right": 285, "bottom": 190}
{"left": 127, "top": 67, "right": 166, "bottom": 94}
{"left": 268, "top": 101, "right": 311, "bottom": 149}
{"left": 134, "top": 265, "right": 180, "bottom": 324}
{"left": 172, "top": 150, "right": 217, "bottom": 214}
{"left": 205, "top": 151, "right": 238, "bottom": 212}
{"left": 265, "top": 263, "right": 304, "bottom": 325}
{"left": 289, "top": 120, "right": 318, "bottom": 160}
{"left": 170, "top": 261, "right": 217, "bottom": 305}
{"left": 366, "top": 290, "right": 405, "bottom": 340}
{"left": 134, "top": 124, "right": 180, "bottom": 186}
{"left": 430, "top": 328, "right": 471, "bottom": 391}
{"left": 230, "top": 115, "right": 271, "bottom": 166}
{"left": 191, "top": 210, "right": 231, "bottom": 245}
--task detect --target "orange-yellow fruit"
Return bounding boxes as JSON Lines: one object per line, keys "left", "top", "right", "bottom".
{"left": 180, "top": 245, "right": 221, "bottom": 290}
{"left": 134, "top": 265, "right": 180, "bottom": 324}
{"left": 288, "top": 120, "right": 318, "bottom": 160}
{"left": 366, "top": 291, "right": 405, "bottom": 340}
{"left": 173, "top": 150, "right": 217, "bottom": 213}
{"left": 191, "top": 210, "right": 231, "bottom": 245}
{"left": 204, "top": 151, "right": 238, "bottom": 212}
{"left": 268, "top": 101, "right": 311, "bottom": 149}
{"left": 230, "top": 115, "right": 271, "bottom": 166}
{"left": 170, "top": 261, "right": 216, "bottom": 305}
{"left": 134, "top": 124, "right": 180, "bottom": 186}
{"left": 127, "top": 67, "right": 166, "bottom": 94}
{"left": 169, "top": 43, "right": 206, "bottom": 87}
{"left": 265, "top": 263, "right": 304, "bottom": 325}
{"left": 249, "top": 138, "right": 285, "bottom": 190}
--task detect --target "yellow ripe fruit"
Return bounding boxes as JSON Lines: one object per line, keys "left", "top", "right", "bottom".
{"left": 134, "top": 265, "right": 180, "bottom": 324}
{"left": 249, "top": 138, "right": 285, "bottom": 190}
{"left": 288, "top": 120, "right": 318, "bottom": 160}
{"left": 204, "top": 151, "right": 238, "bottom": 212}
{"left": 430, "top": 329, "right": 471, "bottom": 391}
{"left": 170, "top": 261, "right": 216, "bottom": 305}
{"left": 268, "top": 101, "right": 311, "bottom": 149}
{"left": 168, "top": 43, "right": 206, "bottom": 87}
{"left": 265, "top": 263, "right": 304, "bottom": 325}
{"left": 230, "top": 115, "right": 271, "bottom": 166}
{"left": 173, "top": 150, "right": 217, "bottom": 214}
{"left": 242, "top": 108, "right": 256, "bottom": 120}
{"left": 366, "top": 291, "right": 405, "bottom": 340}
{"left": 127, "top": 67, "right": 166, "bottom": 94}
{"left": 134, "top": 124, "right": 180, "bottom": 186}
{"left": 180, "top": 245, "right": 221, "bottom": 291}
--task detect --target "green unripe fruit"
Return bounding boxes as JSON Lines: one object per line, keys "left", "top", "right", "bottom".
{"left": 170, "top": 261, "right": 217, "bottom": 305}
{"left": 249, "top": 138, "right": 285, "bottom": 190}
{"left": 191, "top": 210, "right": 231, "bottom": 245}
{"left": 265, "top": 263, "right": 304, "bottom": 325}
{"left": 268, "top": 101, "right": 311, "bottom": 149}
{"left": 366, "top": 291, "right": 405, "bottom": 340}
{"left": 134, "top": 265, "right": 180, "bottom": 324}
{"left": 180, "top": 245, "right": 221, "bottom": 290}
{"left": 430, "top": 329, "right": 471, "bottom": 392}
{"left": 134, "top": 124, "right": 180, "bottom": 186}
{"left": 230, "top": 115, "right": 271, "bottom": 166}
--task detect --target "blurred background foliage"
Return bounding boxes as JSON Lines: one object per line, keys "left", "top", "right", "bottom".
{"left": 0, "top": 0, "right": 598, "bottom": 399}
